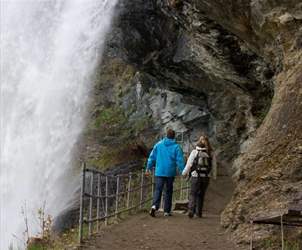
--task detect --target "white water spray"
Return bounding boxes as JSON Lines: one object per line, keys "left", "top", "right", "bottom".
{"left": 0, "top": 0, "right": 118, "bottom": 248}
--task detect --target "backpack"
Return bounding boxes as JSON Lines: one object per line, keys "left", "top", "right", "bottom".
{"left": 190, "top": 150, "right": 211, "bottom": 177}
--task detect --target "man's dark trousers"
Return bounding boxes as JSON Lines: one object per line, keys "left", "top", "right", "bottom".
{"left": 188, "top": 176, "right": 209, "bottom": 216}
{"left": 152, "top": 176, "right": 175, "bottom": 213}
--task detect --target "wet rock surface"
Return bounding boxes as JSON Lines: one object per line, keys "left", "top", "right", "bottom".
{"left": 82, "top": 0, "right": 274, "bottom": 170}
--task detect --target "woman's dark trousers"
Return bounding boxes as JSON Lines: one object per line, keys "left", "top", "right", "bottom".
{"left": 152, "top": 176, "right": 175, "bottom": 213}
{"left": 188, "top": 177, "right": 209, "bottom": 217}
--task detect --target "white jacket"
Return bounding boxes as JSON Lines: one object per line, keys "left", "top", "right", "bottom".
{"left": 182, "top": 146, "right": 211, "bottom": 177}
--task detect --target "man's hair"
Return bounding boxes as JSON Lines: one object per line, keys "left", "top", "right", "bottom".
{"left": 166, "top": 128, "right": 175, "bottom": 139}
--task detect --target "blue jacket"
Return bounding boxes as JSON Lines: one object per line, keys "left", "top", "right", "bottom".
{"left": 146, "top": 138, "right": 185, "bottom": 177}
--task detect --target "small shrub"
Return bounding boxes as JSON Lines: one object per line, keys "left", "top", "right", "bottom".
{"left": 284, "top": 240, "right": 300, "bottom": 250}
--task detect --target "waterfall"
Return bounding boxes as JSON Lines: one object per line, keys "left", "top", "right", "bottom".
{"left": 0, "top": 0, "right": 118, "bottom": 248}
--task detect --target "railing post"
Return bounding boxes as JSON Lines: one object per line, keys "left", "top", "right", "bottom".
{"left": 127, "top": 172, "right": 132, "bottom": 209}
{"left": 180, "top": 177, "right": 183, "bottom": 200}
{"left": 250, "top": 221, "right": 254, "bottom": 250}
{"left": 78, "top": 162, "right": 86, "bottom": 244}
{"left": 96, "top": 172, "right": 101, "bottom": 231}
{"left": 151, "top": 170, "right": 154, "bottom": 195}
{"left": 186, "top": 180, "right": 189, "bottom": 200}
{"left": 88, "top": 172, "right": 94, "bottom": 237}
{"left": 212, "top": 153, "right": 217, "bottom": 180}
{"left": 105, "top": 176, "right": 108, "bottom": 226}
{"left": 139, "top": 169, "right": 144, "bottom": 209}
{"left": 115, "top": 175, "right": 120, "bottom": 219}
{"left": 160, "top": 190, "right": 164, "bottom": 211}
{"left": 281, "top": 215, "right": 284, "bottom": 250}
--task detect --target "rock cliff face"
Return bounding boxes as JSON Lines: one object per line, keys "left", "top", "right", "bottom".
{"left": 81, "top": 0, "right": 301, "bottom": 248}
{"left": 82, "top": 0, "right": 274, "bottom": 168}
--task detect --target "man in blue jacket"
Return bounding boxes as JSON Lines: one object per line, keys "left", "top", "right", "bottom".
{"left": 146, "top": 129, "right": 185, "bottom": 217}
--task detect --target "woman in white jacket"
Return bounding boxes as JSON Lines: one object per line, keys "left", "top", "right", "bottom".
{"left": 182, "top": 135, "right": 213, "bottom": 218}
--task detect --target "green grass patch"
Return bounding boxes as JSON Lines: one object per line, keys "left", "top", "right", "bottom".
{"left": 27, "top": 244, "right": 44, "bottom": 250}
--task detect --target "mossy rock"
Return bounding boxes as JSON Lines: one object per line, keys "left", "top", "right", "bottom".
{"left": 87, "top": 143, "right": 140, "bottom": 169}
{"left": 95, "top": 58, "right": 136, "bottom": 97}
{"left": 94, "top": 107, "right": 126, "bottom": 129}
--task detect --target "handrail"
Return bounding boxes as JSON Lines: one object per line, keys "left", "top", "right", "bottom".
{"left": 78, "top": 163, "right": 189, "bottom": 244}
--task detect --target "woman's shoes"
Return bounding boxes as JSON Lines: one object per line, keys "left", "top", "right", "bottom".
{"left": 149, "top": 205, "right": 156, "bottom": 217}
{"left": 188, "top": 211, "right": 203, "bottom": 218}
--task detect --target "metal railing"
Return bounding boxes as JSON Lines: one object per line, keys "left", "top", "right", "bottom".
{"left": 78, "top": 162, "right": 190, "bottom": 244}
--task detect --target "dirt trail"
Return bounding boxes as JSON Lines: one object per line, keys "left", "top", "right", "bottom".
{"left": 83, "top": 212, "right": 240, "bottom": 250}
{"left": 82, "top": 175, "right": 241, "bottom": 250}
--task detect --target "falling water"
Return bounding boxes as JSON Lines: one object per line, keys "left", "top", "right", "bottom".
{"left": 0, "top": 0, "right": 118, "bottom": 248}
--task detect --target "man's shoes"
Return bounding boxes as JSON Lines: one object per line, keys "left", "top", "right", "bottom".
{"left": 188, "top": 211, "right": 194, "bottom": 218}
{"left": 196, "top": 213, "right": 203, "bottom": 218}
{"left": 164, "top": 212, "right": 172, "bottom": 217}
{"left": 149, "top": 205, "right": 156, "bottom": 217}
